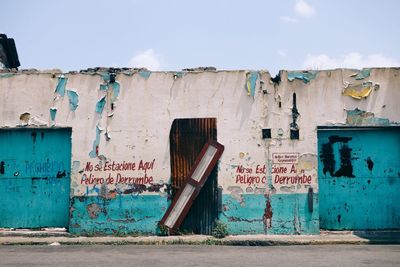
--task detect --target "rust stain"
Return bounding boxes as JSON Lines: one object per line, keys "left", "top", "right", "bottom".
{"left": 263, "top": 194, "right": 273, "bottom": 230}
{"left": 169, "top": 118, "right": 217, "bottom": 190}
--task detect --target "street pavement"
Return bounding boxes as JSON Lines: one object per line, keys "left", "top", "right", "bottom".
{"left": 1, "top": 244, "right": 399, "bottom": 267}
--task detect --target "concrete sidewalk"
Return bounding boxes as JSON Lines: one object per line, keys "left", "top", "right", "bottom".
{"left": 0, "top": 230, "right": 399, "bottom": 246}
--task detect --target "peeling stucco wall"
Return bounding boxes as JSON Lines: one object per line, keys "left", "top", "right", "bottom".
{"left": 0, "top": 67, "right": 399, "bottom": 235}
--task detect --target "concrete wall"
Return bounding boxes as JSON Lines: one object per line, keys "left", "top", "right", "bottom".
{"left": 0, "top": 67, "right": 399, "bottom": 235}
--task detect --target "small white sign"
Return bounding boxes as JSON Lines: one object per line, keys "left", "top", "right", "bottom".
{"left": 272, "top": 153, "right": 299, "bottom": 164}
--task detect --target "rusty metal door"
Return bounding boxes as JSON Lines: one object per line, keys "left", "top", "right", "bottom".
{"left": 0, "top": 128, "right": 71, "bottom": 228}
{"left": 169, "top": 118, "right": 218, "bottom": 234}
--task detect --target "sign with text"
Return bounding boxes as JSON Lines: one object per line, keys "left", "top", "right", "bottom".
{"left": 80, "top": 159, "right": 156, "bottom": 186}
{"left": 272, "top": 153, "right": 299, "bottom": 164}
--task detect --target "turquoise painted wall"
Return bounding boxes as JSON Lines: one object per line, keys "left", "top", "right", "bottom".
{"left": 69, "top": 195, "right": 168, "bottom": 235}
{"left": 0, "top": 129, "right": 71, "bottom": 228}
{"left": 69, "top": 193, "right": 319, "bottom": 235}
{"left": 318, "top": 128, "right": 400, "bottom": 230}
{"left": 221, "top": 193, "right": 319, "bottom": 235}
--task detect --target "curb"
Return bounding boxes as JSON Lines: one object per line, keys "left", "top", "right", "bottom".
{"left": 1, "top": 236, "right": 399, "bottom": 246}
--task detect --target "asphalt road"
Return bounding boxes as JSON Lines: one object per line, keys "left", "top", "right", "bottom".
{"left": 1, "top": 245, "right": 399, "bottom": 267}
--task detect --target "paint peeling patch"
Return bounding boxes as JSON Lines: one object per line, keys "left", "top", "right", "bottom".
{"left": 102, "top": 73, "right": 110, "bottom": 83}
{"left": 50, "top": 107, "right": 57, "bottom": 121}
{"left": 287, "top": 70, "right": 318, "bottom": 83}
{"left": 0, "top": 73, "right": 15, "bottom": 78}
{"left": 110, "top": 82, "right": 120, "bottom": 103}
{"left": 290, "top": 93, "right": 299, "bottom": 131}
{"left": 99, "top": 84, "right": 108, "bottom": 91}
{"left": 72, "top": 161, "right": 81, "bottom": 174}
{"left": 227, "top": 186, "right": 245, "bottom": 206}
{"left": 280, "top": 185, "right": 296, "bottom": 192}
{"left": 173, "top": 72, "right": 185, "bottom": 79}
{"left": 105, "top": 189, "right": 117, "bottom": 199}
{"left": 69, "top": 195, "right": 167, "bottom": 235}
{"left": 351, "top": 68, "right": 371, "bottom": 80}
{"left": 55, "top": 75, "right": 67, "bottom": 97}
{"left": 139, "top": 70, "right": 151, "bottom": 79}
{"left": 96, "top": 96, "right": 106, "bottom": 114}
{"left": 66, "top": 90, "right": 79, "bottom": 111}
{"left": 270, "top": 73, "right": 281, "bottom": 86}
{"left": 19, "top": 112, "right": 31, "bottom": 124}
{"left": 120, "top": 69, "right": 135, "bottom": 76}
{"left": 346, "top": 108, "right": 390, "bottom": 126}
{"left": 86, "top": 203, "right": 103, "bottom": 219}
{"left": 245, "top": 71, "right": 258, "bottom": 97}
{"left": 89, "top": 126, "right": 102, "bottom": 158}
{"left": 105, "top": 128, "right": 111, "bottom": 141}
{"left": 342, "top": 81, "right": 379, "bottom": 99}
{"left": 246, "top": 187, "right": 254, "bottom": 193}
{"left": 19, "top": 113, "right": 47, "bottom": 126}
{"left": 29, "top": 116, "right": 47, "bottom": 126}
{"left": 254, "top": 187, "right": 267, "bottom": 194}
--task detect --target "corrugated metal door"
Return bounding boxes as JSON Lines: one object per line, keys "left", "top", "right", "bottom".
{"left": 0, "top": 128, "right": 71, "bottom": 228}
{"left": 169, "top": 118, "right": 218, "bottom": 234}
{"left": 318, "top": 128, "right": 400, "bottom": 230}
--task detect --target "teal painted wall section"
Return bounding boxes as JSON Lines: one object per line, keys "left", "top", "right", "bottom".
{"left": 0, "top": 128, "right": 71, "bottom": 228}
{"left": 69, "top": 195, "right": 168, "bottom": 235}
{"left": 221, "top": 193, "right": 319, "bottom": 235}
{"left": 0, "top": 177, "right": 70, "bottom": 228}
{"left": 318, "top": 128, "right": 400, "bottom": 230}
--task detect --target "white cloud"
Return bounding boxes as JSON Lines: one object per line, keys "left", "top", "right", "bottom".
{"left": 302, "top": 52, "right": 400, "bottom": 70}
{"left": 280, "top": 16, "right": 297, "bottom": 23}
{"left": 277, "top": 49, "right": 287, "bottom": 57}
{"left": 295, "top": 0, "right": 315, "bottom": 18}
{"left": 128, "top": 49, "right": 162, "bottom": 70}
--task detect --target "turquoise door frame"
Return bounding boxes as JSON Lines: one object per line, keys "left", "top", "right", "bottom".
{"left": 0, "top": 128, "right": 72, "bottom": 228}
{"left": 318, "top": 127, "right": 400, "bottom": 230}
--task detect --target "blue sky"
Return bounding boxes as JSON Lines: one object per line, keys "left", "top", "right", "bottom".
{"left": 2, "top": 0, "right": 400, "bottom": 74}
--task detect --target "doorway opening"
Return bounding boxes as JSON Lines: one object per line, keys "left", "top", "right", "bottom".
{"left": 169, "top": 118, "right": 218, "bottom": 234}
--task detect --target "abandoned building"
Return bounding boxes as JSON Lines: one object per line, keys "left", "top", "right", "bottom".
{"left": 0, "top": 66, "right": 399, "bottom": 235}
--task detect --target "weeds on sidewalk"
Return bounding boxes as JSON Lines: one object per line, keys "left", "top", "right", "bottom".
{"left": 212, "top": 220, "right": 228, "bottom": 239}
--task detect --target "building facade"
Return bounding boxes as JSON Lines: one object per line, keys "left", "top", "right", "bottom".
{"left": 0, "top": 67, "right": 399, "bottom": 235}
